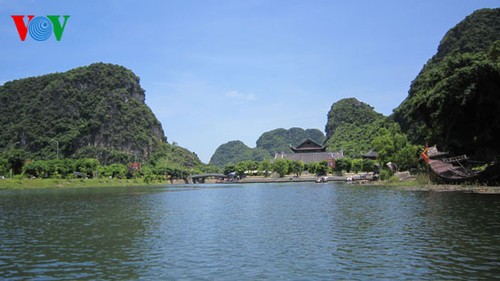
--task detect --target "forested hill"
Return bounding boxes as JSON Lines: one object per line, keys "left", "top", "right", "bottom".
{"left": 256, "top": 127, "right": 326, "bottom": 154}
{"left": 393, "top": 8, "right": 500, "bottom": 160}
{"left": 323, "top": 98, "right": 412, "bottom": 159}
{"left": 209, "top": 127, "right": 326, "bottom": 167}
{"left": 209, "top": 140, "right": 270, "bottom": 167}
{"left": 0, "top": 63, "right": 167, "bottom": 163}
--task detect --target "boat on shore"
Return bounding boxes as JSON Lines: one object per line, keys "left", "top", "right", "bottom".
{"left": 421, "top": 147, "right": 500, "bottom": 185}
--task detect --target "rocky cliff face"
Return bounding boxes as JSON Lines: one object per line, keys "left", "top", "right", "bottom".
{"left": 392, "top": 8, "right": 500, "bottom": 159}
{"left": 0, "top": 63, "right": 166, "bottom": 163}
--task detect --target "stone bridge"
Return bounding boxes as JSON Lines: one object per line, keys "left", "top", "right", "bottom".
{"left": 190, "top": 173, "right": 228, "bottom": 184}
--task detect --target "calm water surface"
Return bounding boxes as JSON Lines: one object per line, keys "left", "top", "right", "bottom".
{"left": 1, "top": 183, "right": 500, "bottom": 280}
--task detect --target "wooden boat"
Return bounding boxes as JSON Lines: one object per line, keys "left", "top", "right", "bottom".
{"left": 421, "top": 147, "right": 500, "bottom": 184}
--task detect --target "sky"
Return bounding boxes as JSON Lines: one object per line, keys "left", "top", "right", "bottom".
{"left": 0, "top": 1, "right": 498, "bottom": 163}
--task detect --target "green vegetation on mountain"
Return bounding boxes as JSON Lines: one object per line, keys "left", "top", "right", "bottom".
{"left": 432, "top": 8, "right": 500, "bottom": 63}
{"left": 324, "top": 97, "right": 419, "bottom": 171}
{"left": 325, "top": 98, "right": 384, "bottom": 139}
{"left": 0, "top": 63, "right": 165, "bottom": 163}
{"left": 393, "top": 8, "right": 500, "bottom": 160}
{"left": 0, "top": 63, "right": 209, "bottom": 181}
{"left": 256, "top": 127, "right": 325, "bottom": 154}
{"left": 209, "top": 128, "right": 326, "bottom": 167}
{"left": 324, "top": 98, "right": 385, "bottom": 157}
{"left": 209, "top": 140, "right": 269, "bottom": 167}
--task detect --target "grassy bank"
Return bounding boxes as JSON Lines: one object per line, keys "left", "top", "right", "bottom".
{"left": 0, "top": 178, "right": 168, "bottom": 189}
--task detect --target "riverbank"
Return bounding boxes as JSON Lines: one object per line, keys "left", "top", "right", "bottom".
{"left": 0, "top": 178, "right": 166, "bottom": 189}
{"left": 2, "top": 176, "right": 499, "bottom": 194}
{"left": 234, "top": 175, "right": 500, "bottom": 194}
{"left": 392, "top": 184, "right": 500, "bottom": 194}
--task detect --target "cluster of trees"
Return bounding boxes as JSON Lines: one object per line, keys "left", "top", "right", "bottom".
{"left": 370, "top": 124, "right": 420, "bottom": 172}
{"left": 221, "top": 157, "right": 380, "bottom": 179}
{"left": 0, "top": 157, "right": 117, "bottom": 179}
{"left": 0, "top": 155, "right": 218, "bottom": 183}
{"left": 0, "top": 142, "right": 217, "bottom": 182}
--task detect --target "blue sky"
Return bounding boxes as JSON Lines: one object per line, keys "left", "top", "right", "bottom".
{"left": 1, "top": 1, "right": 498, "bottom": 163}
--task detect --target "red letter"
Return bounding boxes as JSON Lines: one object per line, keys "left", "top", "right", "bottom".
{"left": 11, "top": 15, "right": 34, "bottom": 41}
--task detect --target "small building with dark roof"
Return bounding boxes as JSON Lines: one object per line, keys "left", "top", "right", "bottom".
{"left": 290, "top": 138, "right": 327, "bottom": 153}
{"left": 361, "top": 150, "right": 378, "bottom": 159}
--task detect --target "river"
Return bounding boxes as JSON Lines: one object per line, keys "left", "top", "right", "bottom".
{"left": 1, "top": 183, "right": 500, "bottom": 280}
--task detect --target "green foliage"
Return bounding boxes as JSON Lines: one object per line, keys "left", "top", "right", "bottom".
{"left": 370, "top": 125, "right": 420, "bottom": 171}
{"left": 371, "top": 131, "right": 395, "bottom": 165}
{"left": 322, "top": 98, "right": 421, "bottom": 172}
{"left": 315, "top": 161, "right": 331, "bottom": 176}
{"left": 24, "top": 161, "right": 49, "bottom": 178}
{"left": 0, "top": 157, "right": 8, "bottom": 176}
{"left": 75, "top": 158, "right": 99, "bottom": 177}
{"left": 379, "top": 169, "right": 395, "bottom": 181}
{"left": 324, "top": 98, "right": 392, "bottom": 158}
{"left": 223, "top": 164, "right": 236, "bottom": 175}
{"left": 198, "top": 164, "right": 222, "bottom": 174}
{"left": 210, "top": 127, "right": 326, "bottom": 167}
{"left": 392, "top": 144, "right": 420, "bottom": 171}
{"left": 273, "top": 159, "right": 289, "bottom": 177}
{"left": 209, "top": 141, "right": 266, "bottom": 167}
{"left": 362, "top": 158, "right": 377, "bottom": 173}
{"left": 258, "top": 160, "right": 272, "bottom": 177}
{"left": 289, "top": 160, "right": 305, "bottom": 177}
{"left": 99, "top": 164, "right": 128, "bottom": 178}
{"left": 351, "top": 159, "right": 363, "bottom": 174}
{"left": 393, "top": 9, "right": 500, "bottom": 160}
{"left": 150, "top": 142, "right": 202, "bottom": 168}
{"left": 0, "top": 63, "right": 166, "bottom": 164}
{"left": 235, "top": 162, "right": 248, "bottom": 176}
{"left": 22, "top": 158, "right": 89, "bottom": 178}
{"left": 325, "top": 98, "right": 384, "bottom": 139}
{"left": 334, "top": 158, "right": 352, "bottom": 175}
{"left": 256, "top": 127, "right": 326, "bottom": 154}
{"left": 433, "top": 8, "right": 500, "bottom": 63}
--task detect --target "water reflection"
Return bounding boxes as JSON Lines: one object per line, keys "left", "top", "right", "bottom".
{"left": 1, "top": 184, "right": 500, "bottom": 280}
{"left": 0, "top": 187, "right": 161, "bottom": 280}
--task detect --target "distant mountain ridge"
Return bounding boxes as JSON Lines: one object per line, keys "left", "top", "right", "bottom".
{"left": 256, "top": 127, "right": 326, "bottom": 154}
{"left": 209, "top": 127, "right": 325, "bottom": 166}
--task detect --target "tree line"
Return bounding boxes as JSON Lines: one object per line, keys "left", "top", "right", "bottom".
{"left": 222, "top": 158, "right": 380, "bottom": 178}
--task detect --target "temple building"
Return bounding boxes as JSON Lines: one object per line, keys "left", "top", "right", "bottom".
{"left": 274, "top": 138, "right": 343, "bottom": 166}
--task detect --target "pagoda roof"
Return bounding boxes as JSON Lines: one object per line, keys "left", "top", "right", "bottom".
{"left": 290, "top": 138, "right": 326, "bottom": 153}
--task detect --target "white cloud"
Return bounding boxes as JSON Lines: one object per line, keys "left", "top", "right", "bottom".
{"left": 225, "top": 90, "right": 256, "bottom": 101}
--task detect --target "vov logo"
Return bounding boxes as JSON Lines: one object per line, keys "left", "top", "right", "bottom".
{"left": 11, "top": 15, "right": 70, "bottom": 41}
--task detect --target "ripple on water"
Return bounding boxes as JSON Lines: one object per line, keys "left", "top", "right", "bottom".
{"left": 2, "top": 184, "right": 500, "bottom": 280}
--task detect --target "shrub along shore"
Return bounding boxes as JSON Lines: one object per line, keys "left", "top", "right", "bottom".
{"left": 2, "top": 174, "right": 500, "bottom": 195}
{"left": 0, "top": 178, "right": 169, "bottom": 189}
